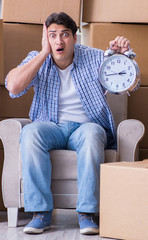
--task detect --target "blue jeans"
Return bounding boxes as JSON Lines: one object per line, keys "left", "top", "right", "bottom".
{"left": 20, "top": 121, "right": 107, "bottom": 213}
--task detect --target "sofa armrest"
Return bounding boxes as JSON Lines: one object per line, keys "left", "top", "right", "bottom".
{"left": 117, "top": 119, "right": 145, "bottom": 162}
{"left": 0, "top": 118, "right": 31, "bottom": 207}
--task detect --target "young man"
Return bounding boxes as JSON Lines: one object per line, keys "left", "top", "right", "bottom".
{"left": 6, "top": 12, "right": 131, "bottom": 235}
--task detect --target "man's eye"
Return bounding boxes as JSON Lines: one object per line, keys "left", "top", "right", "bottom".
{"left": 63, "top": 32, "right": 69, "bottom": 37}
{"left": 49, "top": 33, "right": 56, "bottom": 38}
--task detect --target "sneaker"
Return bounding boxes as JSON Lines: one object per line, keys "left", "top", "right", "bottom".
{"left": 78, "top": 212, "right": 99, "bottom": 235}
{"left": 24, "top": 211, "right": 52, "bottom": 234}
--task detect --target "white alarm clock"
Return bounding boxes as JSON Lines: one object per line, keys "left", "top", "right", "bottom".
{"left": 99, "top": 48, "right": 140, "bottom": 95}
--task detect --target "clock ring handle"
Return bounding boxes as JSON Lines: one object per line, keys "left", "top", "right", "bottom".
{"left": 104, "top": 45, "right": 136, "bottom": 59}
{"left": 124, "top": 47, "right": 136, "bottom": 59}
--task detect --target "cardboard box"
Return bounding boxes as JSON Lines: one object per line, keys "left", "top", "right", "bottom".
{"left": 0, "top": 118, "right": 5, "bottom": 149}
{"left": 3, "top": 23, "right": 42, "bottom": 83}
{"left": 0, "top": 86, "right": 34, "bottom": 118}
{"left": 0, "top": 140, "right": 3, "bottom": 150}
{"left": 100, "top": 160, "right": 148, "bottom": 240}
{"left": 82, "top": 23, "right": 148, "bottom": 86}
{"left": 0, "top": 19, "right": 4, "bottom": 85}
{"left": 139, "top": 149, "right": 148, "bottom": 161}
{"left": 83, "top": 0, "right": 148, "bottom": 23}
{"left": 128, "top": 87, "right": 148, "bottom": 149}
{"left": 2, "top": 0, "right": 81, "bottom": 27}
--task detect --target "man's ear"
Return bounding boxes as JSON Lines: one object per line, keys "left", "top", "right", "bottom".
{"left": 74, "top": 34, "right": 77, "bottom": 43}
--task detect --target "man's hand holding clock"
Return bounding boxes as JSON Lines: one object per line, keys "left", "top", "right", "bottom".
{"left": 99, "top": 36, "right": 140, "bottom": 95}
{"left": 109, "top": 36, "right": 130, "bottom": 54}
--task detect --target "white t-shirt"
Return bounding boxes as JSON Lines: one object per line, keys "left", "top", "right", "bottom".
{"left": 57, "top": 64, "right": 91, "bottom": 123}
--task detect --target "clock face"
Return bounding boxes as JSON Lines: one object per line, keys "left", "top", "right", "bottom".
{"left": 100, "top": 54, "right": 136, "bottom": 93}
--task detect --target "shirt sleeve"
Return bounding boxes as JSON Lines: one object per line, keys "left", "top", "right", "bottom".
{"left": 5, "top": 51, "right": 40, "bottom": 99}
{"left": 96, "top": 49, "right": 104, "bottom": 68}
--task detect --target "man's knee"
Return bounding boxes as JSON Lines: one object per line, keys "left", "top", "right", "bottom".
{"left": 80, "top": 123, "right": 107, "bottom": 143}
{"left": 20, "top": 122, "right": 44, "bottom": 149}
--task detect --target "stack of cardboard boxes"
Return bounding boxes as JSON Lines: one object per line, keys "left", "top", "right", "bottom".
{"left": 0, "top": 0, "right": 82, "bottom": 209}
{"left": 82, "top": 0, "right": 148, "bottom": 239}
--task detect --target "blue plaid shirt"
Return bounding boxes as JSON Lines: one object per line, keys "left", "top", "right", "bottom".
{"left": 6, "top": 43, "right": 117, "bottom": 149}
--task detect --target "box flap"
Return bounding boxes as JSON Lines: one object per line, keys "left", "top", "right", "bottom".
{"left": 101, "top": 159, "right": 148, "bottom": 169}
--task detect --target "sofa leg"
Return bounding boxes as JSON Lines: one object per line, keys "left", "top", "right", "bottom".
{"left": 7, "top": 207, "right": 18, "bottom": 227}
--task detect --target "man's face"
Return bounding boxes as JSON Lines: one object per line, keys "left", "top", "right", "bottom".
{"left": 47, "top": 23, "right": 77, "bottom": 69}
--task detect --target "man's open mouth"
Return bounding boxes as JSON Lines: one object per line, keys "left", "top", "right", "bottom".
{"left": 56, "top": 48, "right": 64, "bottom": 52}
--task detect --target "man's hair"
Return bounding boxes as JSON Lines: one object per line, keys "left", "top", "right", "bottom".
{"left": 45, "top": 12, "right": 78, "bottom": 36}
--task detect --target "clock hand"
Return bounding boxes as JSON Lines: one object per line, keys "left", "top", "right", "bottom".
{"left": 105, "top": 70, "right": 126, "bottom": 76}
{"left": 118, "top": 70, "right": 126, "bottom": 75}
{"left": 105, "top": 73, "right": 118, "bottom": 76}
{"left": 119, "top": 73, "right": 126, "bottom": 75}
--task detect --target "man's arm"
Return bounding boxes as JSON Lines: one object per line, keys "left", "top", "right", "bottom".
{"left": 6, "top": 23, "right": 51, "bottom": 95}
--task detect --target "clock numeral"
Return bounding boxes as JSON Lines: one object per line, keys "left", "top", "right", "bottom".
{"left": 117, "top": 59, "right": 121, "bottom": 63}
{"left": 110, "top": 82, "right": 113, "bottom": 85}
{"left": 116, "top": 84, "right": 119, "bottom": 88}
{"left": 128, "top": 66, "right": 131, "bottom": 70}
{"left": 111, "top": 61, "right": 115, "bottom": 65}
{"left": 107, "top": 66, "right": 111, "bottom": 69}
{"left": 105, "top": 78, "right": 109, "bottom": 81}
{"left": 129, "top": 72, "right": 133, "bottom": 76}
{"left": 122, "top": 83, "right": 126, "bottom": 88}
{"left": 127, "top": 79, "right": 132, "bottom": 83}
